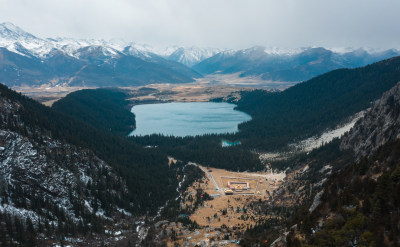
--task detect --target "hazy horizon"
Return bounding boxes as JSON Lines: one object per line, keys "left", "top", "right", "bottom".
{"left": 2, "top": 21, "right": 399, "bottom": 54}
{"left": 1, "top": 0, "right": 400, "bottom": 50}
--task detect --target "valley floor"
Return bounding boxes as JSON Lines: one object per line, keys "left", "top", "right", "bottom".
{"left": 154, "top": 162, "right": 316, "bottom": 247}
{"left": 12, "top": 85, "right": 93, "bottom": 106}
{"left": 13, "top": 73, "right": 296, "bottom": 107}
{"left": 13, "top": 83, "right": 245, "bottom": 106}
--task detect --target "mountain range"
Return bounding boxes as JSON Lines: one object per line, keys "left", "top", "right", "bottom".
{"left": 1, "top": 22, "right": 400, "bottom": 88}
{"left": 0, "top": 22, "right": 203, "bottom": 87}
{"left": 194, "top": 46, "right": 400, "bottom": 82}
{"left": 0, "top": 22, "right": 221, "bottom": 67}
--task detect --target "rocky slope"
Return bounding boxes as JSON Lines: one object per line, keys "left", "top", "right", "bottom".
{"left": 341, "top": 81, "right": 400, "bottom": 158}
{"left": 279, "top": 80, "right": 400, "bottom": 246}
{"left": 285, "top": 139, "right": 400, "bottom": 247}
{"left": 239, "top": 80, "right": 400, "bottom": 246}
{"left": 0, "top": 87, "right": 136, "bottom": 245}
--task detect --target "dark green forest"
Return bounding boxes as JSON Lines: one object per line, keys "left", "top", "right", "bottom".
{"left": 52, "top": 88, "right": 135, "bottom": 136}
{"left": 0, "top": 83, "right": 179, "bottom": 216}
{"left": 131, "top": 134, "right": 263, "bottom": 172}
{"left": 235, "top": 56, "right": 400, "bottom": 150}
{"left": 54, "top": 89, "right": 263, "bottom": 172}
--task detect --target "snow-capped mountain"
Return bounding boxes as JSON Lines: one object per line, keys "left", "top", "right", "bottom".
{"left": 0, "top": 22, "right": 223, "bottom": 66}
{"left": 167, "top": 46, "right": 224, "bottom": 67}
{"left": 131, "top": 43, "right": 179, "bottom": 57}
{"left": 0, "top": 22, "right": 220, "bottom": 64}
{"left": 193, "top": 46, "right": 400, "bottom": 82}
{"left": 0, "top": 22, "right": 202, "bottom": 87}
{"left": 123, "top": 45, "right": 157, "bottom": 60}
{"left": 47, "top": 37, "right": 128, "bottom": 59}
{"left": 0, "top": 22, "right": 54, "bottom": 57}
{"left": 262, "top": 46, "right": 306, "bottom": 56}
{"left": 0, "top": 22, "right": 132, "bottom": 59}
{"left": 1, "top": 22, "right": 400, "bottom": 86}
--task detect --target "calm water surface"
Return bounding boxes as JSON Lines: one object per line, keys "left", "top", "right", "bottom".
{"left": 129, "top": 102, "right": 251, "bottom": 137}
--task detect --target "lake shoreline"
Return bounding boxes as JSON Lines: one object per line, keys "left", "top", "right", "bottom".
{"left": 129, "top": 102, "right": 251, "bottom": 137}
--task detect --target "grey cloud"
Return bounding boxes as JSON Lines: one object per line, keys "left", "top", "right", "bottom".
{"left": 0, "top": 0, "right": 399, "bottom": 49}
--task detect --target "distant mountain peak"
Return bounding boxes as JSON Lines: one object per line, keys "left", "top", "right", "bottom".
{"left": 167, "top": 46, "right": 224, "bottom": 67}
{"left": 263, "top": 46, "right": 306, "bottom": 56}
{"left": 123, "top": 45, "right": 152, "bottom": 59}
{"left": 0, "top": 22, "right": 37, "bottom": 39}
{"left": 0, "top": 22, "right": 26, "bottom": 33}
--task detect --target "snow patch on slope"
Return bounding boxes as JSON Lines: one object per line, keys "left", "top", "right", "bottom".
{"left": 259, "top": 111, "right": 365, "bottom": 162}
{"left": 291, "top": 111, "right": 365, "bottom": 152}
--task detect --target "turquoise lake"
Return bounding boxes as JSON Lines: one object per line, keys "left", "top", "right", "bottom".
{"left": 129, "top": 102, "right": 251, "bottom": 137}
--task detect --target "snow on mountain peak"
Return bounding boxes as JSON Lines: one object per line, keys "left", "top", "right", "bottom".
{"left": 0, "top": 23, "right": 172, "bottom": 60}
{"left": 168, "top": 46, "right": 225, "bottom": 67}
{"left": 0, "top": 23, "right": 48, "bottom": 57}
{"left": 122, "top": 45, "right": 154, "bottom": 60}
{"left": 1, "top": 22, "right": 398, "bottom": 68}
{"left": 129, "top": 43, "right": 179, "bottom": 57}
{"left": 0, "top": 22, "right": 36, "bottom": 38}
{"left": 263, "top": 47, "right": 306, "bottom": 56}
{"left": 326, "top": 47, "right": 359, "bottom": 54}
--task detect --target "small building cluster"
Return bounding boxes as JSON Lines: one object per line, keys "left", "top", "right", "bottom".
{"left": 227, "top": 181, "right": 250, "bottom": 192}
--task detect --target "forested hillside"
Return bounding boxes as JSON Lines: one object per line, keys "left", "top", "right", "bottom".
{"left": 291, "top": 140, "right": 400, "bottom": 246}
{"left": 0, "top": 83, "right": 179, "bottom": 215}
{"left": 52, "top": 88, "right": 135, "bottom": 136}
{"left": 235, "top": 56, "right": 400, "bottom": 150}
{"left": 240, "top": 80, "right": 400, "bottom": 247}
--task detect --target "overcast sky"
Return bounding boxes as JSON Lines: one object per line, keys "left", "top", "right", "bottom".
{"left": 1, "top": 0, "right": 400, "bottom": 49}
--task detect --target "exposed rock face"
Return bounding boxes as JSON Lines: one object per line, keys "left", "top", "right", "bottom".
{"left": 341, "top": 81, "right": 400, "bottom": 158}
